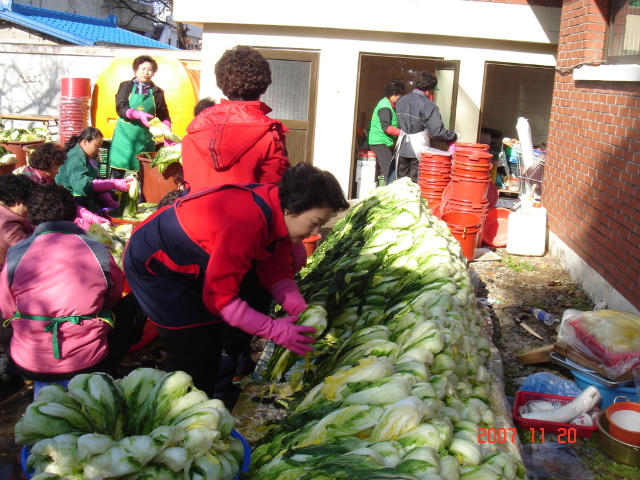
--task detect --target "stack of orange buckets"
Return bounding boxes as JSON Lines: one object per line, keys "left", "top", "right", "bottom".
{"left": 59, "top": 78, "right": 92, "bottom": 146}
{"left": 417, "top": 147, "right": 453, "bottom": 217}
{"left": 442, "top": 143, "right": 494, "bottom": 261}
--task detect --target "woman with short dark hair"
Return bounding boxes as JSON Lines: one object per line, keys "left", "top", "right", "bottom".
{"left": 123, "top": 163, "right": 349, "bottom": 400}
{"left": 18, "top": 142, "right": 66, "bottom": 185}
{"left": 0, "top": 174, "right": 37, "bottom": 270}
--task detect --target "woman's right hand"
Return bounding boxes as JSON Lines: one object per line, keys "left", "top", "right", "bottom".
{"left": 220, "top": 298, "right": 315, "bottom": 356}
{"left": 92, "top": 178, "right": 131, "bottom": 192}
{"left": 269, "top": 316, "right": 316, "bottom": 356}
{"left": 112, "top": 178, "right": 132, "bottom": 192}
{"left": 125, "top": 108, "right": 153, "bottom": 127}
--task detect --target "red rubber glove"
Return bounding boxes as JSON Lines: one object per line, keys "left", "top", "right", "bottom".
{"left": 291, "top": 243, "right": 308, "bottom": 274}
{"left": 270, "top": 279, "right": 308, "bottom": 316}
{"left": 92, "top": 178, "right": 131, "bottom": 192}
{"left": 220, "top": 297, "right": 315, "bottom": 355}
{"left": 126, "top": 108, "right": 153, "bottom": 127}
{"left": 384, "top": 125, "right": 402, "bottom": 137}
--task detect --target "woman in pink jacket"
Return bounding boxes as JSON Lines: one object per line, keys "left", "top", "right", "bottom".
{"left": 0, "top": 184, "right": 146, "bottom": 381}
{"left": 0, "top": 174, "right": 37, "bottom": 271}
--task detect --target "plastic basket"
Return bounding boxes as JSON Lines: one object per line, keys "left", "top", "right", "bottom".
{"left": 98, "top": 147, "right": 110, "bottom": 179}
{"left": 21, "top": 429, "right": 251, "bottom": 479}
{"left": 512, "top": 391, "right": 599, "bottom": 438}
{"left": 569, "top": 317, "right": 639, "bottom": 369}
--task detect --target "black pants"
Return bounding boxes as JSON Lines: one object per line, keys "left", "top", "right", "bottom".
{"left": 10, "top": 292, "right": 147, "bottom": 381}
{"left": 397, "top": 155, "right": 420, "bottom": 183}
{"left": 370, "top": 144, "right": 395, "bottom": 183}
{"left": 213, "top": 265, "right": 272, "bottom": 407}
{"left": 156, "top": 321, "right": 226, "bottom": 398}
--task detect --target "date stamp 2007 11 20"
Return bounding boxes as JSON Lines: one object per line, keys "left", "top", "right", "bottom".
{"left": 478, "top": 427, "right": 578, "bottom": 444}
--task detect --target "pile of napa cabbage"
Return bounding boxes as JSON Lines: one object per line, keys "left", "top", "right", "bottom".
{"left": 255, "top": 178, "right": 525, "bottom": 480}
{"left": 16, "top": 369, "right": 242, "bottom": 480}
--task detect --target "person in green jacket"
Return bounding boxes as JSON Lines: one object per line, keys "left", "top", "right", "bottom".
{"left": 367, "top": 79, "right": 405, "bottom": 183}
{"left": 56, "top": 127, "right": 132, "bottom": 221}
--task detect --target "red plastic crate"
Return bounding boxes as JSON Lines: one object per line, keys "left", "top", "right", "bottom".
{"left": 569, "top": 317, "right": 640, "bottom": 369}
{"left": 512, "top": 391, "right": 599, "bottom": 438}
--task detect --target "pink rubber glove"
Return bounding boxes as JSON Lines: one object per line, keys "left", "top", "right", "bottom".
{"left": 126, "top": 108, "right": 153, "bottom": 127}
{"left": 98, "top": 192, "right": 119, "bottom": 209}
{"left": 270, "top": 279, "right": 308, "bottom": 317}
{"left": 75, "top": 205, "right": 110, "bottom": 229}
{"left": 220, "top": 297, "right": 315, "bottom": 356}
{"left": 92, "top": 178, "right": 131, "bottom": 192}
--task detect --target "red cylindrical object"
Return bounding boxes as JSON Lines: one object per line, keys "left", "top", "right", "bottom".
{"left": 442, "top": 211, "right": 482, "bottom": 261}
{"left": 61, "top": 78, "right": 92, "bottom": 98}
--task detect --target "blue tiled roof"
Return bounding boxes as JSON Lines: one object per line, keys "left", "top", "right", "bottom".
{"left": 0, "top": 0, "right": 177, "bottom": 49}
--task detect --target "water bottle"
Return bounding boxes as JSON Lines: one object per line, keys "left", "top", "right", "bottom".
{"left": 530, "top": 307, "right": 557, "bottom": 325}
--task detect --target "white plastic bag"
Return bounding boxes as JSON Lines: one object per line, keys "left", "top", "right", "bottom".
{"left": 557, "top": 309, "right": 640, "bottom": 379}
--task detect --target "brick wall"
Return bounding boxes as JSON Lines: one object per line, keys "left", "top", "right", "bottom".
{"left": 545, "top": 0, "right": 640, "bottom": 309}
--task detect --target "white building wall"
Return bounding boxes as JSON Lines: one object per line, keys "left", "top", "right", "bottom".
{"left": 0, "top": 43, "right": 200, "bottom": 124}
{"left": 197, "top": 28, "right": 557, "bottom": 194}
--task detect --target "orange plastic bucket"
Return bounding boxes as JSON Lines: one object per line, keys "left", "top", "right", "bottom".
{"left": 454, "top": 149, "right": 493, "bottom": 164}
{"left": 607, "top": 398, "right": 640, "bottom": 446}
{"left": 442, "top": 211, "right": 481, "bottom": 261}
{"left": 138, "top": 154, "right": 183, "bottom": 203}
{"left": 302, "top": 234, "right": 321, "bottom": 257}
{"left": 451, "top": 176, "right": 491, "bottom": 203}
{"left": 454, "top": 142, "right": 490, "bottom": 151}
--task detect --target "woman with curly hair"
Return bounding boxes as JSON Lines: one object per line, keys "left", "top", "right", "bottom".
{"left": 181, "top": 45, "right": 290, "bottom": 193}
{"left": 17, "top": 142, "right": 66, "bottom": 185}
{"left": 0, "top": 184, "right": 146, "bottom": 380}
{"left": 0, "top": 174, "right": 37, "bottom": 270}
{"left": 180, "top": 46, "right": 294, "bottom": 400}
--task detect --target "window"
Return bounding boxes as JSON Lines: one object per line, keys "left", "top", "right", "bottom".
{"left": 607, "top": 0, "right": 640, "bottom": 64}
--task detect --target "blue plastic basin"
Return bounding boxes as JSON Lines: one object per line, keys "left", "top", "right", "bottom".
{"left": 572, "top": 370, "right": 637, "bottom": 409}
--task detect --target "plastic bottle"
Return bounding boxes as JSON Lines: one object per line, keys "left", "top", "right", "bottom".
{"left": 530, "top": 307, "right": 557, "bottom": 325}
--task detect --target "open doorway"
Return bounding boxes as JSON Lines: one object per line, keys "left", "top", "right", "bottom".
{"left": 480, "top": 62, "right": 554, "bottom": 188}
{"left": 351, "top": 53, "right": 459, "bottom": 197}
{"left": 480, "top": 62, "right": 554, "bottom": 147}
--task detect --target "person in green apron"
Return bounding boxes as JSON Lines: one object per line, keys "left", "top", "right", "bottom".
{"left": 109, "top": 55, "right": 172, "bottom": 178}
{"left": 367, "top": 79, "right": 405, "bottom": 184}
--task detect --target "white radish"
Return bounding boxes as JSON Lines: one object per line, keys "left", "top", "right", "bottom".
{"left": 521, "top": 386, "right": 601, "bottom": 424}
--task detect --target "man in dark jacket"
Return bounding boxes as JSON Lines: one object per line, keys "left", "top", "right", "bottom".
{"left": 395, "top": 70, "right": 458, "bottom": 182}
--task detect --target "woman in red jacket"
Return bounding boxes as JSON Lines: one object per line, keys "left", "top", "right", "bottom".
{"left": 181, "top": 45, "right": 290, "bottom": 193}
{"left": 123, "top": 163, "right": 349, "bottom": 400}
{"left": 182, "top": 46, "right": 296, "bottom": 401}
